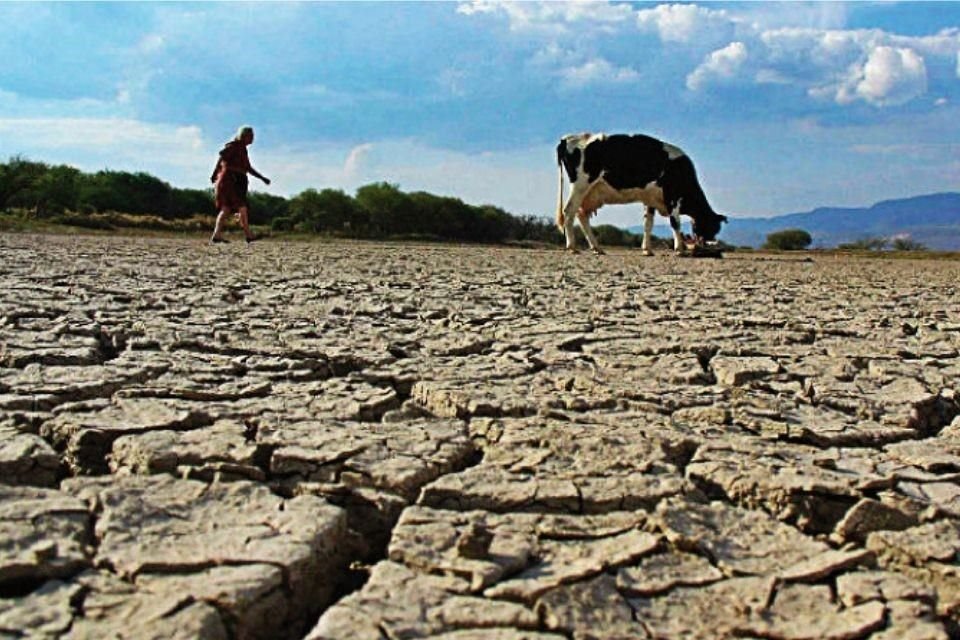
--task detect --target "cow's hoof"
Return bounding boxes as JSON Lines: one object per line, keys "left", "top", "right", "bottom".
{"left": 591, "top": 248, "right": 606, "bottom": 256}
{"left": 641, "top": 250, "right": 654, "bottom": 257}
{"left": 566, "top": 247, "right": 580, "bottom": 254}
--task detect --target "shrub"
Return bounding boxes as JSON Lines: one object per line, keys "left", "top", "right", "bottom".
{"left": 271, "top": 216, "right": 295, "bottom": 232}
{"left": 838, "top": 237, "right": 888, "bottom": 251}
{"left": 764, "top": 228, "right": 812, "bottom": 251}
{"left": 50, "top": 213, "right": 114, "bottom": 230}
{"left": 891, "top": 237, "right": 927, "bottom": 252}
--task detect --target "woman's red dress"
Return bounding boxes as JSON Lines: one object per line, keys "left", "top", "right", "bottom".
{"left": 213, "top": 141, "right": 251, "bottom": 213}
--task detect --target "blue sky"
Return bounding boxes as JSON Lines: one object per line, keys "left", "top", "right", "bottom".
{"left": 2, "top": 1, "right": 959, "bottom": 225}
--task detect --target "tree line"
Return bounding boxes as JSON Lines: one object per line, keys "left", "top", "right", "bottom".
{"left": 1, "top": 155, "right": 665, "bottom": 247}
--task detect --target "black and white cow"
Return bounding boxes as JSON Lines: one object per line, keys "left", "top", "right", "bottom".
{"left": 556, "top": 133, "right": 727, "bottom": 254}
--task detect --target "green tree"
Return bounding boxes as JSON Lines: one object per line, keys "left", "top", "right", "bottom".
{"left": 764, "top": 228, "right": 812, "bottom": 251}
{"left": 247, "top": 191, "right": 289, "bottom": 226}
{"left": 594, "top": 224, "right": 643, "bottom": 247}
{"left": 33, "top": 165, "right": 82, "bottom": 215}
{"left": 0, "top": 156, "right": 48, "bottom": 210}
{"left": 78, "top": 170, "right": 174, "bottom": 217}
{"left": 169, "top": 187, "right": 215, "bottom": 218}
{"left": 891, "top": 237, "right": 927, "bottom": 252}
{"left": 408, "top": 191, "right": 469, "bottom": 239}
{"left": 288, "top": 188, "right": 355, "bottom": 233}
{"left": 356, "top": 182, "right": 416, "bottom": 237}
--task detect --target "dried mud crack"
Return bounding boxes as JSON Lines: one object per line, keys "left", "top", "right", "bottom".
{"left": 1, "top": 233, "right": 959, "bottom": 639}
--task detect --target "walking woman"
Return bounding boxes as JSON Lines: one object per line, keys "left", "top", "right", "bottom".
{"left": 210, "top": 125, "right": 270, "bottom": 243}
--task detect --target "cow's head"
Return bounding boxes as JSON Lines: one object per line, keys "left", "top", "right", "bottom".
{"left": 691, "top": 211, "right": 728, "bottom": 243}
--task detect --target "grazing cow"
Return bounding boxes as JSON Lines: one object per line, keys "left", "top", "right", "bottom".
{"left": 556, "top": 133, "right": 727, "bottom": 254}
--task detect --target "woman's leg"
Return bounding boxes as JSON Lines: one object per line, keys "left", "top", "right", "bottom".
{"left": 238, "top": 206, "right": 253, "bottom": 240}
{"left": 211, "top": 208, "right": 230, "bottom": 241}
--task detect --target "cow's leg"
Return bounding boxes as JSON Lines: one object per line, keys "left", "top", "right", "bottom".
{"left": 562, "top": 193, "right": 584, "bottom": 252}
{"left": 669, "top": 210, "right": 687, "bottom": 254}
{"left": 576, "top": 209, "right": 605, "bottom": 255}
{"left": 641, "top": 206, "right": 656, "bottom": 256}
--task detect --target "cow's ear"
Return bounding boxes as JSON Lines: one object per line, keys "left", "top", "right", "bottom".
{"left": 720, "top": 214, "right": 729, "bottom": 223}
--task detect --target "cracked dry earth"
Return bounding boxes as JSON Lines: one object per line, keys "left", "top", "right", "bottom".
{"left": 1, "top": 234, "right": 959, "bottom": 640}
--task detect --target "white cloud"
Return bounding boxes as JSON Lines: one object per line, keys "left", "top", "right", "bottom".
{"left": 0, "top": 117, "right": 213, "bottom": 188}
{"left": 137, "top": 33, "right": 166, "bottom": 54}
{"left": 687, "top": 42, "right": 748, "bottom": 91}
{"left": 832, "top": 46, "right": 927, "bottom": 107}
{"left": 456, "top": 1, "right": 632, "bottom": 35}
{"left": 343, "top": 143, "right": 374, "bottom": 178}
{"left": 0, "top": 117, "right": 204, "bottom": 154}
{"left": 458, "top": 2, "right": 958, "bottom": 108}
{"left": 561, "top": 57, "right": 639, "bottom": 88}
{"left": 636, "top": 3, "right": 734, "bottom": 44}
{"left": 529, "top": 44, "right": 639, "bottom": 89}
{"left": 696, "top": 24, "right": 955, "bottom": 107}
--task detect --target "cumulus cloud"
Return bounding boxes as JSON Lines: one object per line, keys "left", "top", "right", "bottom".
{"left": 529, "top": 43, "right": 639, "bottom": 88}
{"left": 694, "top": 22, "right": 954, "bottom": 106}
{"left": 459, "top": 2, "right": 960, "bottom": 108}
{"left": 686, "top": 42, "right": 748, "bottom": 91}
{"left": 849, "top": 46, "right": 927, "bottom": 106}
{"left": 636, "top": 3, "right": 735, "bottom": 44}
{"left": 561, "top": 57, "right": 639, "bottom": 88}
{"left": 456, "top": 1, "right": 632, "bottom": 34}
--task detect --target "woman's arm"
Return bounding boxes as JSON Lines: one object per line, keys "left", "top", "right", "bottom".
{"left": 248, "top": 165, "right": 270, "bottom": 185}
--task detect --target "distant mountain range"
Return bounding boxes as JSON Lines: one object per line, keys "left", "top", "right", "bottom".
{"left": 630, "top": 193, "right": 960, "bottom": 250}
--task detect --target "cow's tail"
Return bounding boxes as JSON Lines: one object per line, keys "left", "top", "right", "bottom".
{"left": 556, "top": 154, "right": 565, "bottom": 231}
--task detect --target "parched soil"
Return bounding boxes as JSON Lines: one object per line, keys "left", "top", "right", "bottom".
{"left": 2, "top": 233, "right": 960, "bottom": 639}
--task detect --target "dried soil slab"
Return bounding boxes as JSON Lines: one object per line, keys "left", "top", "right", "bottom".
{"left": 885, "top": 436, "right": 960, "bottom": 474}
{"left": 651, "top": 498, "right": 868, "bottom": 578}
{"left": 580, "top": 342, "right": 714, "bottom": 386}
{"left": 836, "top": 570, "right": 947, "bottom": 639}
{"left": 72, "top": 570, "right": 229, "bottom": 640}
{"left": 735, "top": 582, "right": 887, "bottom": 639}
{"left": 261, "top": 418, "right": 474, "bottom": 501}
{"left": 0, "top": 331, "right": 103, "bottom": 369}
{"left": 711, "top": 356, "right": 782, "bottom": 386}
{"left": 536, "top": 574, "right": 651, "bottom": 639}
{"left": 0, "top": 425, "right": 60, "bottom": 487}
{"left": 0, "top": 359, "right": 167, "bottom": 412}
{"left": 113, "top": 351, "right": 273, "bottom": 402}
{"left": 61, "top": 475, "right": 348, "bottom": 639}
{"left": 364, "top": 348, "right": 542, "bottom": 397}
{"left": 629, "top": 576, "right": 777, "bottom": 639}
{"left": 387, "top": 506, "right": 656, "bottom": 602}
{"left": 420, "top": 417, "right": 693, "bottom": 514}
{"left": 686, "top": 437, "right": 868, "bottom": 533}
{"left": 308, "top": 560, "right": 560, "bottom": 640}
{"left": 808, "top": 374, "right": 955, "bottom": 435}
{"left": 41, "top": 397, "right": 213, "bottom": 474}
{"left": 616, "top": 551, "right": 724, "bottom": 596}
{"left": 411, "top": 377, "right": 541, "bottom": 420}
{"left": 867, "top": 520, "right": 960, "bottom": 617}
{"left": 731, "top": 393, "right": 916, "bottom": 447}
{"left": 267, "top": 375, "right": 401, "bottom": 422}
{"left": 832, "top": 498, "right": 919, "bottom": 544}
{"left": 109, "top": 419, "right": 264, "bottom": 482}
{"left": 0, "top": 571, "right": 228, "bottom": 640}
{"left": 0, "top": 486, "right": 91, "bottom": 590}
{"left": 411, "top": 351, "right": 668, "bottom": 419}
